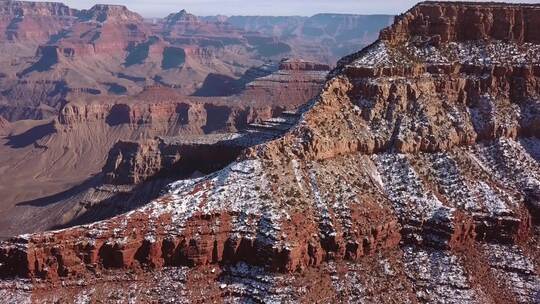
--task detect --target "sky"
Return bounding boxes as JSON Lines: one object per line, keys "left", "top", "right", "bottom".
{"left": 35, "top": 0, "right": 540, "bottom": 17}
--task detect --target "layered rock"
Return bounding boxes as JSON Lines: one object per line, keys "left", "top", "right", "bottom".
{"left": 279, "top": 58, "right": 331, "bottom": 71}
{"left": 0, "top": 2, "right": 539, "bottom": 303}
{"left": 164, "top": 9, "right": 224, "bottom": 30}
{"left": 239, "top": 59, "right": 329, "bottom": 108}
{"left": 103, "top": 111, "right": 302, "bottom": 185}
{"left": 0, "top": 0, "right": 77, "bottom": 42}
{"left": 0, "top": 2, "right": 390, "bottom": 120}
{"left": 0, "top": 115, "right": 8, "bottom": 134}
{"left": 102, "top": 136, "right": 242, "bottom": 185}
{"left": 57, "top": 92, "right": 281, "bottom": 134}
{"left": 380, "top": 1, "right": 540, "bottom": 45}
{"left": 78, "top": 4, "right": 143, "bottom": 23}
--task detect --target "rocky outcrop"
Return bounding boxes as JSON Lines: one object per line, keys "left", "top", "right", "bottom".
{"left": 380, "top": 1, "right": 540, "bottom": 45}
{"left": 163, "top": 9, "right": 200, "bottom": 27}
{"left": 0, "top": 115, "right": 9, "bottom": 134}
{"left": 57, "top": 94, "right": 281, "bottom": 134}
{"left": 194, "top": 58, "right": 329, "bottom": 102}
{"left": 78, "top": 4, "right": 143, "bottom": 23}
{"left": 279, "top": 58, "right": 330, "bottom": 71}
{"left": 0, "top": 2, "right": 539, "bottom": 303}
{"left": 103, "top": 111, "right": 302, "bottom": 185}
{"left": 49, "top": 5, "right": 149, "bottom": 57}
{"left": 58, "top": 101, "right": 203, "bottom": 128}
{"left": 102, "top": 136, "right": 242, "bottom": 184}
{"left": 240, "top": 59, "right": 329, "bottom": 108}
{"left": 159, "top": 8, "right": 246, "bottom": 51}
{"left": 0, "top": 1, "right": 77, "bottom": 42}
{"left": 0, "top": 1, "right": 75, "bottom": 17}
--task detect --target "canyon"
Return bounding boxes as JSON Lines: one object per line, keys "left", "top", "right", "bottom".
{"left": 0, "top": 60, "right": 328, "bottom": 237}
{"left": 0, "top": 0, "right": 368, "bottom": 239}
{"left": 0, "top": 1, "right": 389, "bottom": 121}
{"left": 0, "top": 1, "right": 538, "bottom": 303}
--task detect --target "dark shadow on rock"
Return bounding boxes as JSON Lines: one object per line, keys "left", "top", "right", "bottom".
{"left": 47, "top": 29, "right": 70, "bottom": 44}
{"left": 105, "top": 82, "right": 128, "bottom": 95}
{"left": 246, "top": 35, "right": 292, "bottom": 57}
{"left": 16, "top": 175, "right": 101, "bottom": 208}
{"left": 106, "top": 104, "right": 131, "bottom": 126}
{"left": 118, "top": 73, "right": 146, "bottom": 83}
{"left": 6, "top": 121, "right": 56, "bottom": 149}
{"left": 19, "top": 46, "right": 59, "bottom": 77}
{"left": 47, "top": 80, "right": 69, "bottom": 98}
{"left": 202, "top": 104, "right": 232, "bottom": 133}
{"left": 161, "top": 47, "right": 185, "bottom": 70}
{"left": 192, "top": 63, "right": 276, "bottom": 97}
{"left": 193, "top": 73, "right": 241, "bottom": 97}
{"left": 176, "top": 103, "right": 190, "bottom": 125}
{"left": 124, "top": 36, "right": 159, "bottom": 67}
{"left": 51, "top": 178, "right": 171, "bottom": 230}
{"left": 519, "top": 137, "right": 540, "bottom": 162}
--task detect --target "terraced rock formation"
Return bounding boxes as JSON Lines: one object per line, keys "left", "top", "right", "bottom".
{"left": 0, "top": 1, "right": 387, "bottom": 122}
{"left": 0, "top": 2, "right": 539, "bottom": 303}
{"left": 102, "top": 110, "right": 302, "bottom": 185}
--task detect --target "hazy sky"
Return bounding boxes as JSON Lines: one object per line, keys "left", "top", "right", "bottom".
{"left": 35, "top": 0, "right": 540, "bottom": 17}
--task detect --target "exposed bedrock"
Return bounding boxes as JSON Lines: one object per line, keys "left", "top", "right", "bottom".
{"left": 0, "top": 205, "right": 402, "bottom": 280}
{"left": 380, "top": 1, "right": 540, "bottom": 45}
{"left": 0, "top": 2, "right": 539, "bottom": 303}
{"left": 102, "top": 138, "right": 243, "bottom": 185}
{"left": 57, "top": 99, "right": 280, "bottom": 133}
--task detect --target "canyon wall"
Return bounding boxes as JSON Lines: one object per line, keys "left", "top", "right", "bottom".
{"left": 380, "top": 2, "right": 540, "bottom": 45}
{"left": 102, "top": 137, "right": 244, "bottom": 184}
{"left": 0, "top": 2, "right": 538, "bottom": 303}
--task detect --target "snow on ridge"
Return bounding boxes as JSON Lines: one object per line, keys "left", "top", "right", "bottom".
{"left": 141, "top": 159, "right": 285, "bottom": 244}
{"left": 349, "top": 40, "right": 540, "bottom": 68}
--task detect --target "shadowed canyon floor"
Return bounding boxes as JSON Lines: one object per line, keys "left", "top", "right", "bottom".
{"left": 0, "top": 1, "right": 539, "bottom": 303}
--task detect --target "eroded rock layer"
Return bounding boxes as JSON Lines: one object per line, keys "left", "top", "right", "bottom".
{"left": 0, "top": 2, "right": 539, "bottom": 303}
{"left": 102, "top": 111, "right": 301, "bottom": 185}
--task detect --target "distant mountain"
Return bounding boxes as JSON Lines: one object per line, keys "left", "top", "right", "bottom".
{"left": 209, "top": 14, "right": 394, "bottom": 62}
{"left": 0, "top": 1, "right": 392, "bottom": 123}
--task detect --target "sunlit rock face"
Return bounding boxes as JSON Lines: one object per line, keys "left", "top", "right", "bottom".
{"left": 0, "top": 2, "right": 539, "bottom": 303}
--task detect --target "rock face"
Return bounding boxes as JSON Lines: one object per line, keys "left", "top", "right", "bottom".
{"left": 102, "top": 137, "right": 243, "bottom": 185}
{"left": 0, "top": 2, "right": 539, "bottom": 303}
{"left": 57, "top": 92, "right": 282, "bottom": 134}
{"left": 78, "top": 4, "right": 143, "bottom": 23}
{"left": 279, "top": 58, "right": 331, "bottom": 71}
{"left": 35, "top": 4, "right": 150, "bottom": 59}
{"left": 0, "top": 115, "right": 8, "bottom": 134}
{"left": 0, "top": 2, "right": 390, "bottom": 122}
{"left": 103, "top": 111, "right": 302, "bottom": 185}
{"left": 0, "top": 0, "right": 77, "bottom": 42}
{"left": 238, "top": 59, "right": 329, "bottom": 108}
{"left": 380, "top": 1, "right": 540, "bottom": 45}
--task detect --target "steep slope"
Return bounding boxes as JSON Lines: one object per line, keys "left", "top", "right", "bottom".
{"left": 0, "top": 0, "right": 77, "bottom": 43}
{"left": 0, "top": 2, "right": 539, "bottom": 303}
{"left": 0, "top": 1, "right": 78, "bottom": 120}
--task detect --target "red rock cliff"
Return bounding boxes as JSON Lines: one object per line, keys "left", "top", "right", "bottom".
{"left": 0, "top": 2, "right": 539, "bottom": 303}
{"left": 380, "top": 1, "right": 540, "bottom": 45}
